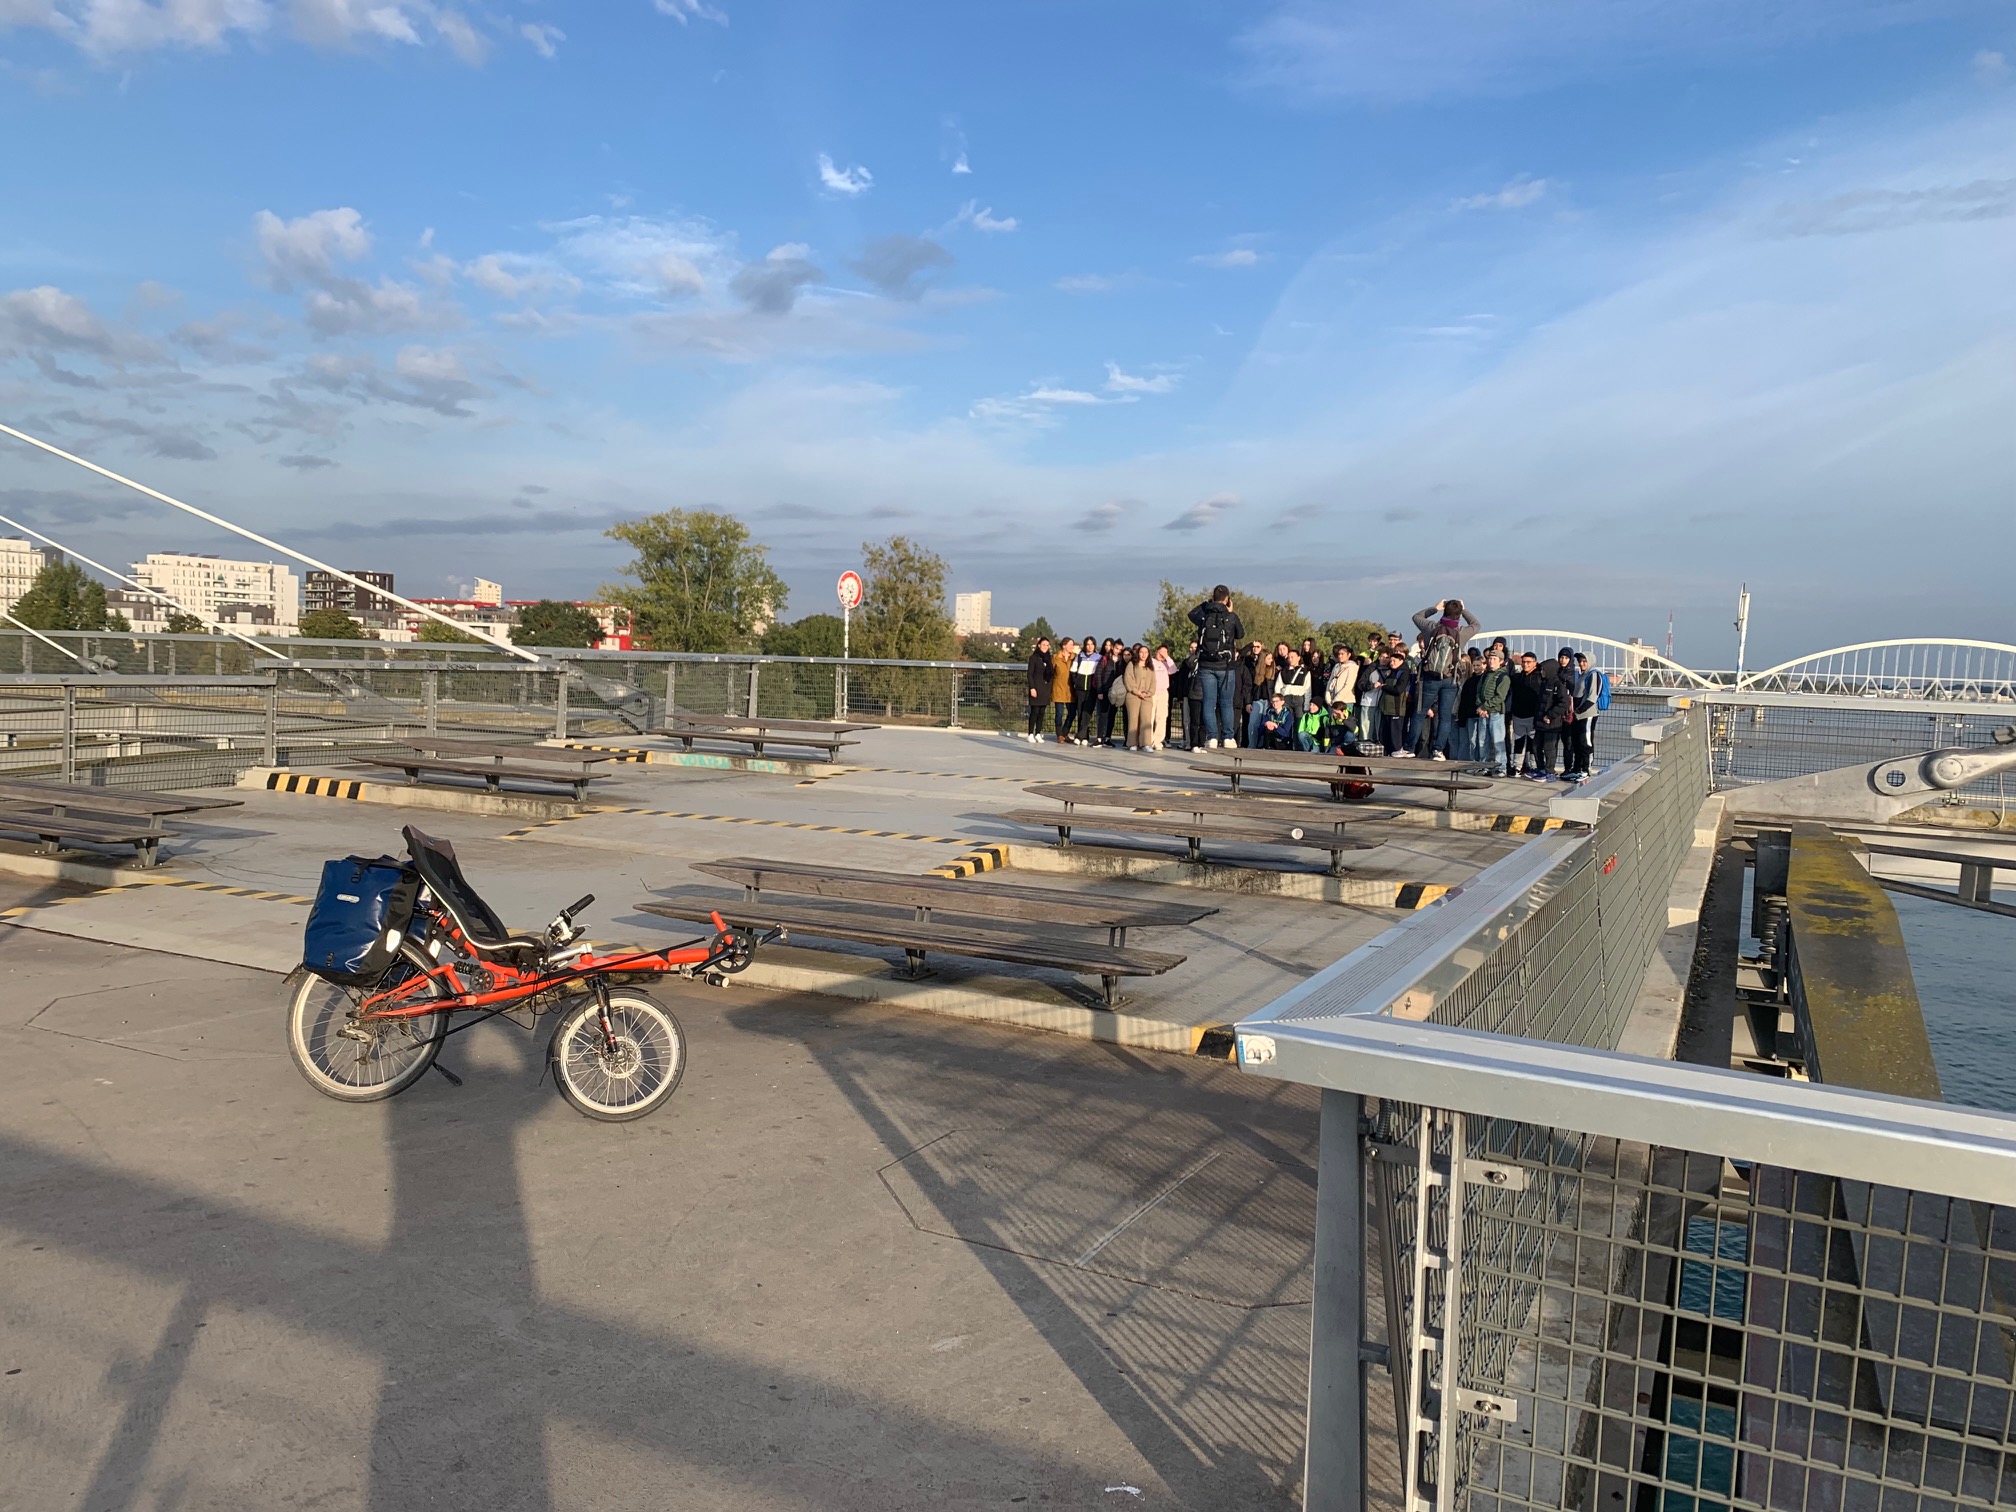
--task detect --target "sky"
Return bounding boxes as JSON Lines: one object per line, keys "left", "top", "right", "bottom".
{"left": 0, "top": 0, "right": 2011, "bottom": 667}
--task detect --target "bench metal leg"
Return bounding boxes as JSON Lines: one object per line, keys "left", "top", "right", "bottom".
{"left": 1329, "top": 850, "right": 1346, "bottom": 878}
{"left": 1055, "top": 824, "right": 1072, "bottom": 848}
{"left": 1186, "top": 835, "right": 1204, "bottom": 864}
{"left": 1098, "top": 975, "right": 1122, "bottom": 1009}
{"left": 900, "top": 948, "right": 933, "bottom": 981}
{"left": 137, "top": 837, "right": 160, "bottom": 869}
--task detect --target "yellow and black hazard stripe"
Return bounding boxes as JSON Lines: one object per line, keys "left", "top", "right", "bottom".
{"left": 500, "top": 808, "right": 611, "bottom": 842}
{"left": 551, "top": 743, "right": 652, "bottom": 763}
{"left": 1191, "top": 1024, "right": 1239, "bottom": 1060}
{"left": 139, "top": 876, "right": 314, "bottom": 905}
{"left": 926, "top": 844, "right": 1010, "bottom": 880}
{"left": 1488, "top": 814, "right": 1570, "bottom": 835}
{"left": 265, "top": 771, "right": 366, "bottom": 799}
{"left": 0, "top": 886, "right": 120, "bottom": 920}
{"left": 1391, "top": 882, "right": 1452, "bottom": 910}
{"left": 611, "top": 806, "right": 966, "bottom": 844}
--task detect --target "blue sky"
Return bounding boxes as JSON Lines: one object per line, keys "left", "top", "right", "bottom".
{"left": 0, "top": 0, "right": 2011, "bottom": 664}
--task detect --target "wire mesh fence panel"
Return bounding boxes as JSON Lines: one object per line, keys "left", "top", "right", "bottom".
{"left": 1411, "top": 1119, "right": 2016, "bottom": 1512}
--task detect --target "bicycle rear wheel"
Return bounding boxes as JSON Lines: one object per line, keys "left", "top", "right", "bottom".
{"left": 548, "top": 989, "right": 686, "bottom": 1122}
{"left": 287, "top": 945, "right": 448, "bottom": 1102}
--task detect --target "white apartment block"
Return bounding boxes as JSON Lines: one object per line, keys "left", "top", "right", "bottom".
{"left": 0, "top": 537, "right": 50, "bottom": 615}
{"left": 130, "top": 552, "right": 301, "bottom": 632}
{"left": 953, "top": 590, "right": 1015, "bottom": 637}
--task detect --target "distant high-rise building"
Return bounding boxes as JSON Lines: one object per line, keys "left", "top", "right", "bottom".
{"left": 954, "top": 591, "right": 993, "bottom": 635}
{"left": 0, "top": 537, "right": 49, "bottom": 616}
{"left": 130, "top": 552, "right": 300, "bottom": 632}
{"left": 305, "top": 569, "right": 396, "bottom": 616}
{"left": 471, "top": 577, "right": 504, "bottom": 606}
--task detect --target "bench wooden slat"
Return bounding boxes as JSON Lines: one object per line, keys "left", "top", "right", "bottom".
{"left": 635, "top": 894, "right": 1183, "bottom": 1006}
{"left": 999, "top": 806, "right": 1374, "bottom": 877}
{"left": 654, "top": 723, "right": 858, "bottom": 761}
{"left": 0, "top": 778, "right": 241, "bottom": 816}
{"left": 1024, "top": 783, "right": 1405, "bottom": 828}
{"left": 665, "top": 715, "right": 878, "bottom": 734}
{"left": 1185, "top": 761, "right": 1489, "bottom": 810}
{"left": 692, "top": 857, "right": 1215, "bottom": 933}
{"left": 400, "top": 738, "right": 616, "bottom": 767}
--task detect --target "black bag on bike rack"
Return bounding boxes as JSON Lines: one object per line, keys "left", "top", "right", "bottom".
{"left": 303, "top": 855, "right": 421, "bottom": 986}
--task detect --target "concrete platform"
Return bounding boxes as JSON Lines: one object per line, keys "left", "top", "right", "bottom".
{"left": 0, "top": 914, "right": 1340, "bottom": 1510}
{"left": 0, "top": 730, "right": 1554, "bottom": 1054}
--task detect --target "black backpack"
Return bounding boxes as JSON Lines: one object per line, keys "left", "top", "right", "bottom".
{"left": 1197, "top": 607, "right": 1233, "bottom": 663}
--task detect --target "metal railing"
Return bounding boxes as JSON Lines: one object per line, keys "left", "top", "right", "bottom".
{"left": 1235, "top": 705, "right": 2016, "bottom": 1512}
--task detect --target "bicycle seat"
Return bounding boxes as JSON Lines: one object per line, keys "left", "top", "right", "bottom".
{"left": 402, "top": 825, "right": 545, "bottom": 958}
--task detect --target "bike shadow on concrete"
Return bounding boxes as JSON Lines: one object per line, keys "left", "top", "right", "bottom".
{"left": 2, "top": 951, "right": 1340, "bottom": 1511}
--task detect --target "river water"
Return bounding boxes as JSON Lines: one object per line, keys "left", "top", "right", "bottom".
{"left": 1892, "top": 888, "right": 2016, "bottom": 1114}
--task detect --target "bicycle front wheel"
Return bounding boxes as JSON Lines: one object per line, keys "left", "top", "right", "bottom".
{"left": 548, "top": 989, "right": 686, "bottom": 1122}
{"left": 287, "top": 946, "right": 448, "bottom": 1103}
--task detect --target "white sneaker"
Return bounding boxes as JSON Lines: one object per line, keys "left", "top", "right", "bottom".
{"left": 1394, "top": 749, "right": 1415, "bottom": 759}
{"left": 1206, "top": 738, "right": 1220, "bottom": 749}
{"left": 1431, "top": 751, "right": 1447, "bottom": 762}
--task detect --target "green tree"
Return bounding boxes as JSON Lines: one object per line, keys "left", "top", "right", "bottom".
{"left": 11, "top": 556, "right": 116, "bottom": 631}
{"left": 854, "top": 536, "right": 956, "bottom": 718}
{"left": 417, "top": 618, "right": 481, "bottom": 644}
{"left": 512, "top": 600, "right": 605, "bottom": 649}
{"left": 762, "top": 613, "right": 845, "bottom": 658}
{"left": 602, "top": 509, "right": 786, "bottom": 652}
{"left": 855, "top": 536, "right": 956, "bottom": 661}
{"left": 1145, "top": 582, "right": 1314, "bottom": 655}
{"left": 163, "top": 609, "right": 208, "bottom": 635}
{"left": 1317, "top": 619, "right": 1392, "bottom": 654}
{"left": 1012, "top": 616, "right": 1056, "bottom": 658}
{"left": 298, "top": 608, "right": 370, "bottom": 640}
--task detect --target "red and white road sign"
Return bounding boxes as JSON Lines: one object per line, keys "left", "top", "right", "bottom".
{"left": 836, "top": 571, "right": 864, "bottom": 610}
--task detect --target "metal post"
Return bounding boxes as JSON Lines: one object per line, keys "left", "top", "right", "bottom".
{"left": 262, "top": 681, "right": 278, "bottom": 767}
{"left": 146, "top": 639, "right": 156, "bottom": 674}
{"left": 666, "top": 663, "right": 676, "bottom": 721}
{"left": 835, "top": 663, "right": 845, "bottom": 721}
{"left": 215, "top": 641, "right": 224, "bottom": 675}
{"left": 747, "top": 662, "right": 761, "bottom": 718}
{"left": 949, "top": 668, "right": 962, "bottom": 729}
{"left": 554, "top": 669, "right": 570, "bottom": 740}
{"left": 62, "top": 684, "right": 76, "bottom": 784}
{"left": 1305, "top": 1089, "right": 1368, "bottom": 1512}
{"left": 424, "top": 670, "right": 439, "bottom": 734}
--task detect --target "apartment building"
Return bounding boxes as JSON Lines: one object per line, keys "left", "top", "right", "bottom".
{"left": 130, "top": 552, "right": 301, "bottom": 632}
{"left": 0, "top": 537, "right": 49, "bottom": 615}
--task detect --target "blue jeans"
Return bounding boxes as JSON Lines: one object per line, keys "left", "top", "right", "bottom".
{"left": 1197, "top": 666, "right": 1237, "bottom": 743}
{"left": 1247, "top": 700, "right": 1270, "bottom": 749}
{"left": 1473, "top": 711, "right": 1506, "bottom": 771}
{"left": 1423, "top": 677, "right": 1461, "bottom": 756}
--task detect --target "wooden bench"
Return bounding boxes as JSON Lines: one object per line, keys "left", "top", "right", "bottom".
{"left": 1025, "top": 783, "right": 1406, "bottom": 836}
{"left": 0, "top": 805, "right": 173, "bottom": 866}
{"left": 352, "top": 744, "right": 614, "bottom": 803}
{"left": 999, "top": 806, "right": 1376, "bottom": 877}
{"left": 635, "top": 893, "right": 1183, "bottom": 1006}
{"left": 693, "top": 856, "right": 1214, "bottom": 948}
{"left": 1187, "top": 753, "right": 1490, "bottom": 810}
{"left": 0, "top": 779, "right": 242, "bottom": 832}
{"left": 657, "top": 716, "right": 866, "bottom": 762}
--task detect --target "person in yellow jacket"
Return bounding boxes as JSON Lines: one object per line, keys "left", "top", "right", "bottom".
{"left": 1049, "top": 639, "right": 1077, "bottom": 742}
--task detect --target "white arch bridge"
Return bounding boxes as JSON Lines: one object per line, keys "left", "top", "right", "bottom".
{"left": 1472, "top": 633, "right": 2016, "bottom": 704}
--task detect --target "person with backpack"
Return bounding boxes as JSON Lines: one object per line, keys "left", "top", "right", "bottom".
{"left": 1569, "top": 651, "right": 1608, "bottom": 781}
{"left": 1409, "top": 598, "right": 1482, "bottom": 762}
{"left": 1179, "top": 640, "right": 1203, "bottom": 750}
{"left": 1022, "top": 635, "right": 1052, "bottom": 742}
{"left": 1186, "top": 586, "right": 1244, "bottom": 750}
{"left": 1529, "top": 646, "right": 1577, "bottom": 781}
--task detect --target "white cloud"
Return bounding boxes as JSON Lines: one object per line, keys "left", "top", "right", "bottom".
{"left": 1191, "top": 247, "right": 1263, "bottom": 268}
{"left": 430, "top": 8, "right": 485, "bottom": 63}
{"left": 654, "top": 254, "right": 705, "bottom": 297}
{"left": 1056, "top": 274, "right": 1113, "bottom": 293}
{"left": 950, "top": 199, "right": 1017, "bottom": 233}
{"left": 0, "top": 0, "right": 500, "bottom": 61}
{"left": 463, "top": 252, "right": 580, "bottom": 302}
{"left": 1452, "top": 174, "right": 1550, "bottom": 211}
{"left": 1162, "top": 492, "right": 1240, "bottom": 531}
{"left": 0, "top": 285, "right": 162, "bottom": 363}
{"left": 519, "top": 19, "right": 561, "bottom": 57}
{"left": 252, "top": 206, "right": 450, "bottom": 336}
{"left": 1973, "top": 49, "right": 2008, "bottom": 84}
{"left": 1104, "top": 361, "right": 1179, "bottom": 394}
{"left": 652, "top": 0, "right": 726, "bottom": 23}
{"left": 1081, "top": 500, "right": 1132, "bottom": 532}
{"left": 952, "top": 152, "right": 971, "bottom": 175}
{"left": 730, "top": 243, "right": 822, "bottom": 313}
{"left": 817, "top": 153, "right": 874, "bottom": 197}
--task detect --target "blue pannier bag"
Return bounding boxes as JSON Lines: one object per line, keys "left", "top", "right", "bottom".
{"left": 303, "top": 855, "right": 421, "bottom": 986}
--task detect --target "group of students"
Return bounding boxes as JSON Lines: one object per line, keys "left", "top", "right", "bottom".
{"left": 1021, "top": 589, "right": 1612, "bottom": 783}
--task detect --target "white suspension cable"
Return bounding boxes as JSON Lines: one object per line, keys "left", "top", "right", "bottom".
{"left": 1, "top": 605, "right": 99, "bottom": 671}
{"left": 0, "top": 422, "right": 542, "bottom": 664}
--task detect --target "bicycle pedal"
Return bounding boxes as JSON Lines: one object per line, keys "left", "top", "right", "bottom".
{"left": 430, "top": 1062, "right": 463, "bottom": 1086}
